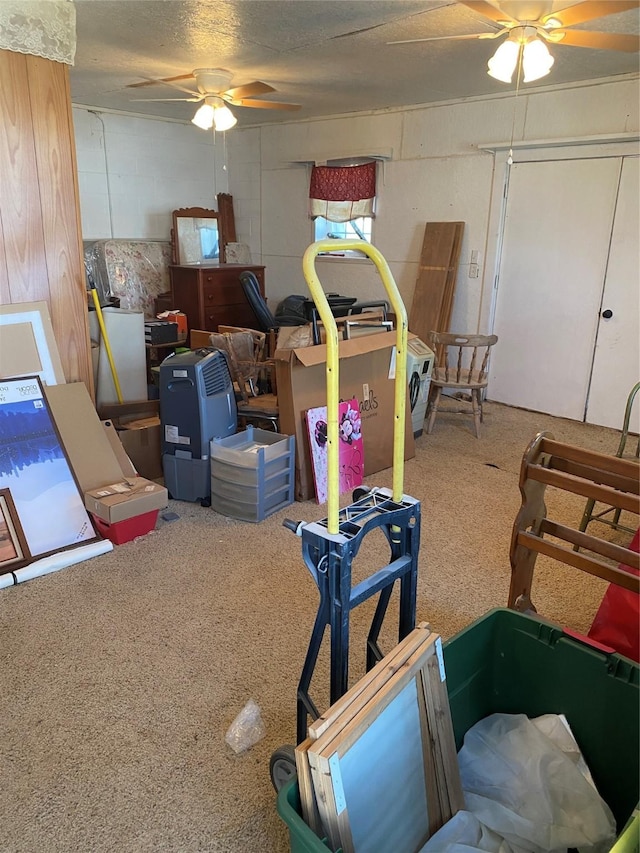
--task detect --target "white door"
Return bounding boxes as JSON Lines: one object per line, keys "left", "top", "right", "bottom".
{"left": 586, "top": 156, "right": 640, "bottom": 432}
{"left": 489, "top": 157, "right": 621, "bottom": 421}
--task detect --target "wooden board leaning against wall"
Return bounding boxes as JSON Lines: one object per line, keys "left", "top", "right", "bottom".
{"left": 0, "top": 49, "right": 93, "bottom": 394}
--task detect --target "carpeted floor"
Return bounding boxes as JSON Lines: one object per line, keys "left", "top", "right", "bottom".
{"left": 0, "top": 401, "right": 634, "bottom": 853}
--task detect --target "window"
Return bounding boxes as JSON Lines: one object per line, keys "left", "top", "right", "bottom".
{"left": 314, "top": 216, "right": 372, "bottom": 242}
{"left": 309, "top": 159, "right": 376, "bottom": 257}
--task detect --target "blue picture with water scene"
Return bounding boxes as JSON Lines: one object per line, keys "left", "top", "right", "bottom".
{"left": 0, "top": 377, "right": 96, "bottom": 559}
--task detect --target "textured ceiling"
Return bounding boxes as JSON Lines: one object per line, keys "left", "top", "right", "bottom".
{"left": 71, "top": 0, "right": 640, "bottom": 127}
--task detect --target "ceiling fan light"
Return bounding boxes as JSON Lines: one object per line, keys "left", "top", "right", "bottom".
{"left": 212, "top": 103, "right": 237, "bottom": 131}
{"left": 522, "top": 38, "right": 554, "bottom": 82}
{"left": 192, "top": 102, "right": 215, "bottom": 130}
{"left": 487, "top": 39, "right": 520, "bottom": 83}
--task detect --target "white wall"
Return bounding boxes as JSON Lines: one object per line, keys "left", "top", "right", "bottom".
{"left": 73, "top": 108, "right": 227, "bottom": 241}
{"left": 73, "top": 76, "right": 639, "bottom": 336}
{"left": 226, "top": 75, "right": 639, "bottom": 333}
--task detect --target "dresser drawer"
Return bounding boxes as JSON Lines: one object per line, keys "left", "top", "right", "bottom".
{"left": 203, "top": 303, "right": 258, "bottom": 331}
{"left": 203, "top": 280, "right": 247, "bottom": 306}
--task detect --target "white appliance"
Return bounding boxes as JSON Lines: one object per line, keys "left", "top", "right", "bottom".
{"left": 406, "top": 338, "right": 434, "bottom": 437}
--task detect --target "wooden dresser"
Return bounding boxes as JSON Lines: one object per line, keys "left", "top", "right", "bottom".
{"left": 169, "top": 264, "right": 265, "bottom": 334}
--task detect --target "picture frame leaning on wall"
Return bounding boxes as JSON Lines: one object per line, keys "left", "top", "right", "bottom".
{"left": 0, "top": 375, "right": 99, "bottom": 560}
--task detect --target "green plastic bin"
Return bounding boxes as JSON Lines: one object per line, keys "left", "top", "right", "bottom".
{"left": 277, "top": 608, "right": 640, "bottom": 852}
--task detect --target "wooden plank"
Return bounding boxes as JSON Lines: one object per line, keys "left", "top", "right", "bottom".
{"left": 539, "top": 437, "right": 640, "bottom": 480}
{"left": 409, "top": 222, "right": 465, "bottom": 343}
{"left": 438, "top": 222, "right": 465, "bottom": 337}
{"left": 306, "top": 744, "right": 344, "bottom": 852}
{"left": 424, "top": 653, "right": 465, "bottom": 816}
{"left": 540, "top": 519, "right": 640, "bottom": 569}
{"left": 417, "top": 665, "right": 444, "bottom": 836}
{"left": 294, "top": 738, "right": 324, "bottom": 837}
{"left": 28, "top": 55, "right": 92, "bottom": 388}
{"left": 527, "top": 464, "right": 640, "bottom": 514}
{"left": 0, "top": 49, "right": 48, "bottom": 304}
{"left": 517, "top": 531, "right": 640, "bottom": 593}
{"left": 549, "top": 456, "right": 639, "bottom": 495}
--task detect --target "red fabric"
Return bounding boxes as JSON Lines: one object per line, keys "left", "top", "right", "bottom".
{"left": 588, "top": 527, "right": 640, "bottom": 663}
{"left": 309, "top": 161, "right": 376, "bottom": 202}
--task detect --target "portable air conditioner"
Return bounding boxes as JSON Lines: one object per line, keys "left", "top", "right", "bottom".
{"left": 407, "top": 338, "right": 435, "bottom": 438}
{"left": 159, "top": 348, "right": 237, "bottom": 502}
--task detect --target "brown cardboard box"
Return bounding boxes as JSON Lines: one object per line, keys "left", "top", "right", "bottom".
{"left": 85, "top": 477, "right": 166, "bottom": 524}
{"left": 98, "top": 400, "right": 162, "bottom": 481}
{"left": 274, "top": 331, "right": 416, "bottom": 502}
{"left": 44, "top": 383, "right": 167, "bottom": 522}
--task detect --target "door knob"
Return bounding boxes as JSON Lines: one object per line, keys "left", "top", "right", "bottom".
{"left": 601, "top": 309, "right": 613, "bottom": 319}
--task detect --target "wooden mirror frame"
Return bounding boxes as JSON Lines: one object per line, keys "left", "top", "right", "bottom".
{"left": 171, "top": 206, "right": 219, "bottom": 265}
{"left": 171, "top": 194, "right": 237, "bottom": 265}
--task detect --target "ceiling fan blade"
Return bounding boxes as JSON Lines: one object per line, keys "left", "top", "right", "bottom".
{"left": 388, "top": 31, "right": 502, "bottom": 44}
{"left": 127, "top": 73, "right": 194, "bottom": 89}
{"left": 225, "top": 82, "right": 276, "bottom": 99}
{"left": 544, "top": 1, "right": 640, "bottom": 27}
{"left": 126, "top": 77, "right": 200, "bottom": 97}
{"left": 458, "top": 1, "right": 517, "bottom": 24}
{"left": 228, "top": 98, "right": 301, "bottom": 110}
{"left": 556, "top": 29, "right": 640, "bottom": 51}
{"left": 130, "top": 97, "right": 204, "bottom": 103}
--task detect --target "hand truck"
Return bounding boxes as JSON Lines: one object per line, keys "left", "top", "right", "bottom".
{"left": 270, "top": 239, "right": 421, "bottom": 790}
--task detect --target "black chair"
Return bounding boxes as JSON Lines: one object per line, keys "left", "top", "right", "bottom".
{"left": 239, "top": 270, "right": 278, "bottom": 334}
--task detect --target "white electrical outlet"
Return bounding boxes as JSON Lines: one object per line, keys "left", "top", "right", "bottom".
{"left": 469, "top": 263, "right": 479, "bottom": 278}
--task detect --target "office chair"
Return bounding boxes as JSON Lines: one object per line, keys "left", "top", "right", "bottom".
{"left": 239, "top": 271, "right": 278, "bottom": 334}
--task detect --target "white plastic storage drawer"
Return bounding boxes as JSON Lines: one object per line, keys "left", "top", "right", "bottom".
{"left": 209, "top": 426, "right": 295, "bottom": 522}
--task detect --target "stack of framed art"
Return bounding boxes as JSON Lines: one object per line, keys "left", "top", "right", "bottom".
{"left": 294, "top": 623, "right": 463, "bottom": 852}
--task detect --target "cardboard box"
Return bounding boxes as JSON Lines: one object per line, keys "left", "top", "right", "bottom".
{"left": 274, "top": 331, "right": 416, "bottom": 502}
{"left": 44, "top": 383, "right": 167, "bottom": 527}
{"left": 98, "top": 400, "right": 162, "bottom": 481}
{"left": 85, "top": 478, "right": 166, "bottom": 524}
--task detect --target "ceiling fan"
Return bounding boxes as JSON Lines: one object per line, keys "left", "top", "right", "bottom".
{"left": 127, "top": 68, "right": 301, "bottom": 130}
{"left": 388, "top": 1, "right": 640, "bottom": 83}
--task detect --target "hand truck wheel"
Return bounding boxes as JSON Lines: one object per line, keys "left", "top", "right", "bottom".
{"left": 269, "top": 744, "right": 296, "bottom": 792}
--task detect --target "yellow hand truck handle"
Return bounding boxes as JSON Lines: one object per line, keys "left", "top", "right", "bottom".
{"left": 302, "top": 240, "right": 408, "bottom": 534}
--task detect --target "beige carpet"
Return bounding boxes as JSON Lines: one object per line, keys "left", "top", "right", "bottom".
{"left": 0, "top": 402, "right": 635, "bottom": 853}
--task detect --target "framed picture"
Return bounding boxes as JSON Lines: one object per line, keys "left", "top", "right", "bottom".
{"left": 0, "top": 488, "right": 30, "bottom": 571}
{"left": 0, "top": 376, "right": 99, "bottom": 559}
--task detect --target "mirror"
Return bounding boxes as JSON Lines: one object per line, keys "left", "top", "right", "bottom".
{"left": 172, "top": 207, "right": 220, "bottom": 265}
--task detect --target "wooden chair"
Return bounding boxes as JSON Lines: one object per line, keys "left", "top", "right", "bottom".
{"left": 426, "top": 332, "right": 498, "bottom": 438}
{"left": 208, "top": 327, "right": 280, "bottom": 431}
{"left": 578, "top": 381, "right": 640, "bottom": 538}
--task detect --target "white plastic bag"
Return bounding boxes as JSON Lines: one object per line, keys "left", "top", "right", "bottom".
{"left": 224, "top": 699, "right": 266, "bottom": 754}
{"left": 457, "top": 713, "right": 616, "bottom": 853}
{"left": 420, "top": 810, "right": 525, "bottom": 852}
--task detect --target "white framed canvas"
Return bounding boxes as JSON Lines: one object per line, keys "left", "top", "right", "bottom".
{"left": 0, "top": 376, "right": 98, "bottom": 558}
{"left": 0, "top": 302, "right": 66, "bottom": 385}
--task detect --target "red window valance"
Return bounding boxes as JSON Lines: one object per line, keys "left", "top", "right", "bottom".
{"left": 309, "top": 161, "right": 376, "bottom": 222}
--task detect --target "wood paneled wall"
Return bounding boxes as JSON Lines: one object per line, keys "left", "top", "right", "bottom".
{"left": 0, "top": 49, "right": 93, "bottom": 393}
